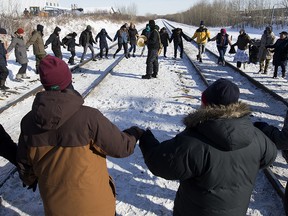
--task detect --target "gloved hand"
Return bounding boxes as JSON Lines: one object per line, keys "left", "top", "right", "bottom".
{"left": 253, "top": 121, "right": 269, "bottom": 131}
{"left": 123, "top": 126, "right": 145, "bottom": 141}
{"left": 63, "top": 45, "right": 66, "bottom": 49}
{"left": 44, "top": 45, "right": 48, "bottom": 49}
{"left": 23, "top": 180, "right": 38, "bottom": 192}
{"left": 207, "top": 38, "right": 211, "bottom": 42}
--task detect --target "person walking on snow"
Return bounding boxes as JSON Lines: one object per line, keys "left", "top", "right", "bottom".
{"left": 266, "top": 31, "right": 288, "bottom": 79}
{"left": 169, "top": 28, "right": 190, "bottom": 59}
{"left": 191, "top": 20, "right": 211, "bottom": 63}
{"left": 232, "top": 29, "right": 251, "bottom": 69}
{"left": 17, "top": 55, "right": 145, "bottom": 216}
{"left": 209, "top": 28, "right": 232, "bottom": 66}
{"left": 44, "top": 26, "right": 63, "bottom": 59}
{"left": 113, "top": 25, "right": 129, "bottom": 59}
{"left": 257, "top": 26, "right": 275, "bottom": 74}
{"left": 128, "top": 23, "right": 139, "bottom": 57}
{"left": 62, "top": 32, "right": 79, "bottom": 65}
{"left": 7, "top": 28, "right": 30, "bottom": 81}
{"left": 160, "top": 27, "right": 169, "bottom": 58}
{"left": 0, "top": 28, "right": 10, "bottom": 89}
{"left": 139, "top": 78, "right": 277, "bottom": 216}
{"left": 95, "top": 28, "right": 112, "bottom": 59}
{"left": 79, "top": 25, "right": 97, "bottom": 62}
{"left": 26, "top": 24, "right": 46, "bottom": 74}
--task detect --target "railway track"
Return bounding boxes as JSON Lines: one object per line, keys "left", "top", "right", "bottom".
{"left": 164, "top": 21, "right": 287, "bottom": 200}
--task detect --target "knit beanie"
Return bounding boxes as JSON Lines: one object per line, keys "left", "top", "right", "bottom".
{"left": 201, "top": 78, "right": 240, "bottom": 106}
{"left": 149, "top": 20, "right": 155, "bottom": 27}
{"left": 16, "top": 28, "right": 24, "bottom": 34}
{"left": 200, "top": 20, "right": 204, "bottom": 26}
{"left": 220, "top": 28, "right": 226, "bottom": 35}
{"left": 39, "top": 55, "right": 72, "bottom": 91}
{"left": 0, "top": 28, "right": 7, "bottom": 34}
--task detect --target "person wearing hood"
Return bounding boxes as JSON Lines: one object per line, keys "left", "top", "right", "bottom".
{"left": 79, "top": 25, "right": 97, "bottom": 62}
{"left": 26, "top": 24, "right": 46, "bottom": 74}
{"left": 128, "top": 23, "right": 138, "bottom": 57}
{"left": 139, "top": 78, "right": 277, "bottom": 216}
{"left": 7, "top": 28, "right": 30, "bottom": 81}
{"left": 209, "top": 28, "right": 233, "bottom": 66}
{"left": 191, "top": 20, "right": 211, "bottom": 63}
{"left": 0, "top": 27, "right": 10, "bottom": 89}
{"left": 141, "top": 20, "right": 161, "bottom": 79}
{"left": 62, "top": 32, "right": 79, "bottom": 65}
{"left": 140, "top": 24, "right": 151, "bottom": 57}
{"left": 160, "top": 27, "right": 169, "bottom": 58}
{"left": 95, "top": 28, "right": 112, "bottom": 59}
{"left": 17, "top": 55, "right": 144, "bottom": 215}
{"left": 44, "top": 26, "right": 63, "bottom": 59}
{"left": 169, "top": 28, "right": 190, "bottom": 59}
{"left": 232, "top": 28, "right": 252, "bottom": 69}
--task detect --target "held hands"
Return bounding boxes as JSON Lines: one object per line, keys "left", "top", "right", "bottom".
{"left": 44, "top": 45, "right": 48, "bottom": 49}
{"left": 124, "top": 126, "right": 145, "bottom": 141}
{"left": 23, "top": 180, "right": 38, "bottom": 192}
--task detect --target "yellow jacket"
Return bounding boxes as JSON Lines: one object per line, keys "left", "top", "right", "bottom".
{"left": 191, "top": 27, "right": 210, "bottom": 44}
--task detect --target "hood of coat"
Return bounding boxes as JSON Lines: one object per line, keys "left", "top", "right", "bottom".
{"left": 31, "top": 89, "right": 84, "bottom": 130}
{"left": 183, "top": 102, "right": 253, "bottom": 151}
{"left": 53, "top": 26, "right": 61, "bottom": 35}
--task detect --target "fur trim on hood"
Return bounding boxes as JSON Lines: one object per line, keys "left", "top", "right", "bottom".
{"left": 183, "top": 102, "right": 251, "bottom": 128}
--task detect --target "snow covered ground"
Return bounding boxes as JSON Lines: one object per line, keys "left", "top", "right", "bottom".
{"left": 0, "top": 17, "right": 287, "bottom": 215}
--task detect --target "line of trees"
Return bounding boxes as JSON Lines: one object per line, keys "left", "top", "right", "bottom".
{"left": 162, "top": 0, "right": 288, "bottom": 29}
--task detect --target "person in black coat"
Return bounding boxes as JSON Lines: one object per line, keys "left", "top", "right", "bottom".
{"left": 63, "top": 32, "right": 79, "bottom": 65}
{"left": 79, "top": 25, "right": 97, "bottom": 62}
{"left": 128, "top": 23, "right": 138, "bottom": 57}
{"left": 266, "top": 31, "right": 288, "bottom": 78}
{"left": 160, "top": 27, "right": 169, "bottom": 58}
{"left": 95, "top": 28, "right": 112, "bottom": 59}
{"left": 141, "top": 20, "right": 161, "bottom": 79}
{"left": 0, "top": 124, "right": 17, "bottom": 166}
{"left": 139, "top": 78, "right": 277, "bottom": 216}
{"left": 0, "top": 28, "right": 10, "bottom": 90}
{"left": 169, "top": 28, "right": 190, "bottom": 59}
{"left": 44, "top": 26, "right": 63, "bottom": 59}
{"left": 113, "top": 25, "right": 129, "bottom": 59}
{"left": 140, "top": 24, "right": 151, "bottom": 57}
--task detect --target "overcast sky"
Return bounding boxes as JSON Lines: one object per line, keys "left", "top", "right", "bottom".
{"left": 59, "top": 0, "right": 195, "bottom": 15}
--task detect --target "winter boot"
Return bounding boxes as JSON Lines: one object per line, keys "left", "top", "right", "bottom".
{"left": 0, "top": 80, "right": 9, "bottom": 90}
{"left": 15, "top": 73, "right": 23, "bottom": 81}
{"left": 22, "top": 73, "right": 30, "bottom": 79}
{"left": 141, "top": 74, "right": 151, "bottom": 79}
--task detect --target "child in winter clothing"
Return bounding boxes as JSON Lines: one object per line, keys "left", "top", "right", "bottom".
{"left": 63, "top": 32, "right": 79, "bottom": 65}
{"left": 7, "top": 28, "right": 30, "bottom": 80}
{"left": 160, "top": 27, "right": 169, "bottom": 58}
{"left": 95, "top": 28, "right": 112, "bottom": 59}
{"left": 0, "top": 28, "right": 10, "bottom": 89}
{"left": 209, "top": 28, "right": 232, "bottom": 66}
{"left": 140, "top": 24, "right": 151, "bottom": 57}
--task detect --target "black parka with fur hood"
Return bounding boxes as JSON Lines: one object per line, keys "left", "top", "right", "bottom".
{"left": 139, "top": 102, "right": 277, "bottom": 216}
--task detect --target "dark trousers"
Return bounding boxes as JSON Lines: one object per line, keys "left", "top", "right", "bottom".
{"left": 129, "top": 44, "right": 136, "bottom": 54}
{"left": 68, "top": 50, "right": 76, "bottom": 63}
{"left": 217, "top": 46, "right": 227, "bottom": 63}
{"left": 274, "top": 62, "right": 286, "bottom": 77}
{"left": 174, "top": 43, "right": 183, "bottom": 58}
{"left": 100, "top": 48, "right": 108, "bottom": 58}
{"left": 115, "top": 43, "right": 128, "bottom": 56}
{"left": 163, "top": 46, "right": 167, "bottom": 57}
{"left": 35, "top": 54, "right": 46, "bottom": 74}
{"left": 81, "top": 44, "right": 95, "bottom": 61}
{"left": 0, "top": 64, "right": 9, "bottom": 81}
{"left": 18, "top": 63, "right": 27, "bottom": 74}
{"left": 146, "top": 49, "right": 159, "bottom": 75}
{"left": 52, "top": 48, "right": 63, "bottom": 59}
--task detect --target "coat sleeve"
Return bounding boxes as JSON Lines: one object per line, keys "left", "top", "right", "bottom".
{"left": 26, "top": 33, "right": 37, "bottom": 48}
{"left": 90, "top": 109, "right": 138, "bottom": 158}
{"left": 0, "top": 124, "right": 17, "bottom": 166}
{"left": 6, "top": 38, "right": 16, "bottom": 53}
{"left": 139, "top": 130, "right": 205, "bottom": 181}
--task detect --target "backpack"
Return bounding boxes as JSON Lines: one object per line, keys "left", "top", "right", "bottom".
{"left": 61, "top": 33, "right": 73, "bottom": 46}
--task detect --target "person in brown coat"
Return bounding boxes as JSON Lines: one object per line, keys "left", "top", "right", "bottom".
{"left": 26, "top": 24, "right": 46, "bottom": 74}
{"left": 17, "top": 55, "right": 144, "bottom": 216}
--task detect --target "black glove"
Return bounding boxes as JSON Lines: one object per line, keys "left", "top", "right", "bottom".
{"left": 123, "top": 126, "right": 145, "bottom": 141}
{"left": 23, "top": 180, "right": 38, "bottom": 192}
{"left": 44, "top": 45, "right": 48, "bottom": 49}
{"left": 207, "top": 38, "right": 211, "bottom": 42}
{"left": 253, "top": 121, "right": 269, "bottom": 131}
{"left": 0, "top": 124, "right": 17, "bottom": 166}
